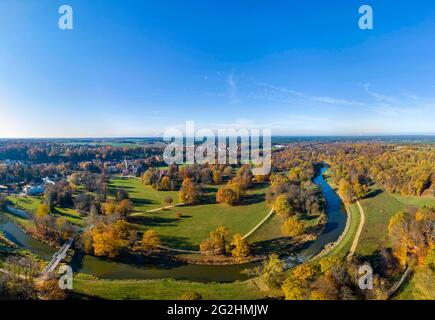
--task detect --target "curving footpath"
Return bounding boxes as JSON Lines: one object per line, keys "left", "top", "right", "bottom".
{"left": 242, "top": 208, "right": 275, "bottom": 240}
{"left": 347, "top": 200, "right": 365, "bottom": 260}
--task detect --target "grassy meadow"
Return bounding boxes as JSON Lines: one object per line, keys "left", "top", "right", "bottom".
{"left": 73, "top": 273, "right": 268, "bottom": 300}
{"left": 111, "top": 177, "right": 273, "bottom": 250}
{"left": 356, "top": 188, "right": 435, "bottom": 257}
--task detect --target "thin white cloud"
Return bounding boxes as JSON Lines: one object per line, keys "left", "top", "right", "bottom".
{"left": 257, "top": 82, "right": 366, "bottom": 107}
{"left": 362, "top": 83, "right": 399, "bottom": 104}
{"left": 227, "top": 72, "right": 240, "bottom": 104}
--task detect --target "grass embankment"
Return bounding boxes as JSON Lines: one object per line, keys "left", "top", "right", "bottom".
{"left": 7, "top": 195, "right": 84, "bottom": 227}
{"left": 112, "top": 177, "right": 276, "bottom": 250}
{"left": 73, "top": 273, "right": 267, "bottom": 300}
{"left": 325, "top": 204, "right": 361, "bottom": 258}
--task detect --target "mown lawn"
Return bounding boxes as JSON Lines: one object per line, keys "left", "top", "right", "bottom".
{"left": 109, "top": 177, "right": 180, "bottom": 212}
{"left": 7, "top": 195, "right": 42, "bottom": 213}
{"left": 73, "top": 274, "right": 267, "bottom": 300}
{"left": 117, "top": 177, "right": 273, "bottom": 249}
{"left": 110, "top": 178, "right": 270, "bottom": 250}
{"left": 357, "top": 188, "right": 435, "bottom": 256}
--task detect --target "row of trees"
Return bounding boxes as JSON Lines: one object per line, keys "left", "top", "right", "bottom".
{"left": 316, "top": 143, "right": 434, "bottom": 196}
{"left": 0, "top": 141, "right": 161, "bottom": 163}
{"left": 216, "top": 165, "right": 254, "bottom": 205}
{"left": 199, "top": 226, "right": 251, "bottom": 260}
{"left": 142, "top": 164, "right": 234, "bottom": 192}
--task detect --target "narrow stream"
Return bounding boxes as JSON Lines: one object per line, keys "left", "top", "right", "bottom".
{"left": 0, "top": 166, "right": 347, "bottom": 283}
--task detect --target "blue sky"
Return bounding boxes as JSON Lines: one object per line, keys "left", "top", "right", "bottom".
{"left": 0, "top": 0, "right": 435, "bottom": 137}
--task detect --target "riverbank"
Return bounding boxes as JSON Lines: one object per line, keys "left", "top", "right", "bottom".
{"left": 73, "top": 273, "right": 274, "bottom": 300}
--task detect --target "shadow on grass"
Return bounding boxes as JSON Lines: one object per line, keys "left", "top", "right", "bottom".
{"left": 128, "top": 215, "right": 180, "bottom": 227}
{"left": 363, "top": 188, "right": 383, "bottom": 199}
{"left": 132, "top": 198, "right": 157, "bottom": 206}
{"left": 162, "top": 235, "right": 196, "bottom": 251}
{"left": 239, "top": 193, "right": 265, "bottom": 206}
{"left": 251, "top": 236, "right": 293, "bottom": 255}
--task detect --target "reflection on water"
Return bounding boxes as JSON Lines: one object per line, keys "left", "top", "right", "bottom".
{"left": 298, "top": 166, "right": 347, "bottom": 258}
{"left": 0, "top": 165, "right": 346, "bottom": 282}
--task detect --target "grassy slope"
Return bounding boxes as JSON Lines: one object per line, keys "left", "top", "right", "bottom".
{"left": 357, "top": 188, "right": 435, "bottom": 256}
{"left": 73, "top": 274, "right": 266, "bottom": 300}
{"left": 395, "top": 265, "right": 435, "bottom": 300}
{"left": 326, "top": 203, "right": 361, "bottom": 258}
{"left": 7, "top": 195, "right": 84, "bottom": 226}
{"left": 112, "top": 177, "right": 273, "bottom": 249}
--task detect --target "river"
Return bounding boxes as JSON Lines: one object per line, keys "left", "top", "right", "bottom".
{"left": 0, "top": 166, "right": 347, "bottom": 283}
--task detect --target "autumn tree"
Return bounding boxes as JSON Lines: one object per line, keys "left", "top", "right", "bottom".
{"left": 281, "top": 216, "right": 305, "bottom": 237}
{"left": 178, "top": 178, "right": 201, "bottom": 205}
{"left": 141, "top": 230, "right": 161, "bottom": 252}
{"left": 200, "top": 226, "right": 230, "bottom": 255}
{"left": 212, "top": 170, "right": 222, "bottom": 184}
{"left": 231, "top": 234, "right": 251, "bottom": 260}
{"left": 259, "top": 254, "right": 284, "bottom": 288}
{"left": 281, "top": 264, "right": 317, "bottom": 300}
{"left": 92, "top": 220, "right": 133, "bottom": 258}
{"left": 216, "top": 187, "right": 237, "bottom": 206}
{"left": 338, "top": 179, "right": 354, "bottom": 204}
{"left": 116, "top": 199, "right": 133, "bottom": 217}
{"left": 227, "top": 179, "right": 245, "bottom": 201}
{"left": 36, "top": 203, "right": 50, "bottom": 218}
{"left": 388, "top": 207, "right": 434, "bottom": 267}
{"left": 101, "top": 202, "right": 117, "bottom": 215}
{"left": 274, "top": 195, "right": 293, "bottom": 216}
{"left": 281, "top": 276, "right": 306, "bottom": 300}
{"left": 159, "top": 176, "right": 171, "bottom": 191}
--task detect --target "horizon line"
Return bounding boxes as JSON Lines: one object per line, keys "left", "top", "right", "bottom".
{"left": 0, "top": 133, "right": 435, "bottom": 140}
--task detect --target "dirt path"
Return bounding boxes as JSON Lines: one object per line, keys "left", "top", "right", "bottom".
{"left": 388, "top": 266, "right": 411, "bottom": 299}
{"left": 347, "top": 200, "right": 365, "bottom": 259}
{"left": 130, "top": 203, "right": 185, "bottom": 216}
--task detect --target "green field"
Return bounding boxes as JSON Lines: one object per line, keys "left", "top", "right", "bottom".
{"left": 73, "top": 274, "right": 267, "bottom": 300}
{"left": 7, "top": 195, "right": 84, "bottom": 227}
{"left": 109, "top": 177, "right": 180, "bottom": 211}
{"left": 356, "top": 188, "right": 435, "bottom": 256}
{"left": 395, "top": 265, "right": 434, "bottom": 300}
{"left": 112, "top": 177, "right": 274, "bottom": 249}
